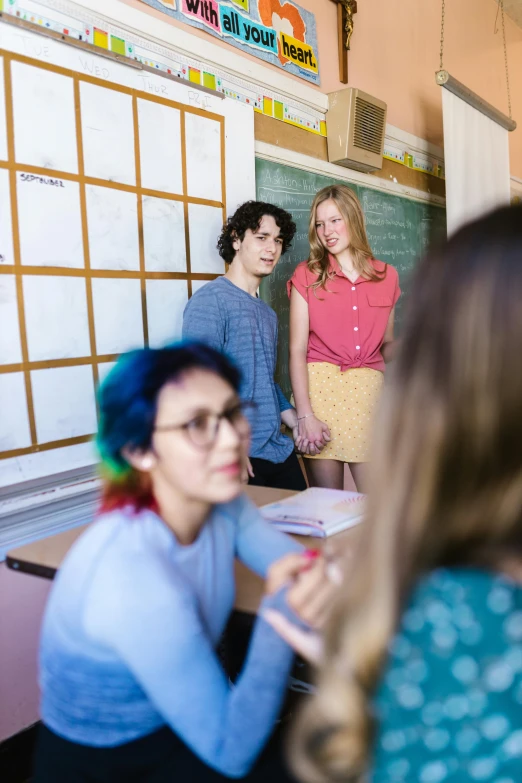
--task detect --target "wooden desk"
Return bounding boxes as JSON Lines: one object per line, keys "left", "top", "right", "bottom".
{"left": 6, "top": 485, "right": 359, "bottom": 614}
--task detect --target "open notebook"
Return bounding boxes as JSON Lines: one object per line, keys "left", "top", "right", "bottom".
{"left": 260, "top": 487, "right": 366, "bottom": 538}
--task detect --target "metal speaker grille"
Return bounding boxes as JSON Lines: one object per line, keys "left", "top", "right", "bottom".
{"left": 353, "top": 97, "right": 386, "bottom": 154}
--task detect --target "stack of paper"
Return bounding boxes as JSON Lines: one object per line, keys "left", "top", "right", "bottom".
{"left": 261, "top": 487, "right": 366, "bottom": 538}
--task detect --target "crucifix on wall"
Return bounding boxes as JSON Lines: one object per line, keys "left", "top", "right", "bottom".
{"left": 330, "top": 0, "right": 357, "bottom": 84}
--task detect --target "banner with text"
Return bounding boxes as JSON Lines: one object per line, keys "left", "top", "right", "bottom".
{"left": 139, "top": 0, "right": 320, "bottom": 85}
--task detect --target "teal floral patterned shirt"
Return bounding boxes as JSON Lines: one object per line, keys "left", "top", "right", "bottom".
{"left": 371, "top": 569, "right": 522, "bottom": 782}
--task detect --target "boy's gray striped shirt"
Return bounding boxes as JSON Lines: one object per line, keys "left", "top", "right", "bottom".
{"left": 182, "top": 277, "right": 294, "bottom": 463}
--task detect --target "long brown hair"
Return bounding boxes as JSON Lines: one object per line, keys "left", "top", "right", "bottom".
{"left": 292, "top": 205, "right": 522, "bottom": 782}
{"left": 308, "top": 185, "right": 384, "bottom": 290}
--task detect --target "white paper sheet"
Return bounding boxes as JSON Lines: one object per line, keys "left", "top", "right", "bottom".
{"left": 146, "top": 279, "right": 188, "bottom": 348}
{"left": 0, "top": 58, "right": 8, "bottom": 162}
{"left": 0, "top": 275, "right": 23, "bottom": 365}
{"left": 86, "top": 185, "right": 140, "bottom": 271}
{"left": 17, "top": 173, "right": 84, "bottom": 268}
{"left": 188, "top": 204, "right": 226, "bottom": 274}
{"left": 80, "top": 81, "right": 135, "bottom": 186}
{"left": 23, "top": 275, "right": 90, "bottom": 362}
{"left": 0, "top": 169, "right": 14, "bottom": 266}
{"left": 143, "top": 196, "right": 186, "bottom": 272}
{"left": 91, "top": 277, "right": 144, "bottom": 355}
{"left": 185, "top": 112, "right": 222, "bottom": 203}
{"left": 261, "top": 487, "right": 366, "bottom": 537}
{"left": 31, "top": 365, "right": 97, "bottom": 443}
{"left": 0, "top": 372, "right": 31, "bottom": 452}
{"left": 11, "top": 60, "right": 78, "bottom": 173}
{"left": 137, "top": 98, "right": 183, "bottom": 195}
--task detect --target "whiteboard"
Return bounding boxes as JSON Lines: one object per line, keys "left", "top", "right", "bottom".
{"left": 0, "top": 19, "right": 255, "bottom": 487}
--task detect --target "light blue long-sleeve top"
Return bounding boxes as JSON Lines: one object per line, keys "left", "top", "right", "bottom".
{"left": 39, "top": 494, "right": 304, "bottom": 778}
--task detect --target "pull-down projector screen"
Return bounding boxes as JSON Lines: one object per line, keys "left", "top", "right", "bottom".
{"left": 442, "top": 87, "right": 511, "bottom": 237}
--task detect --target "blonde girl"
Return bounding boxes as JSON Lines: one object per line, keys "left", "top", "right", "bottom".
{"left": 288, "top": 185, "right": 400, "bottom": 491}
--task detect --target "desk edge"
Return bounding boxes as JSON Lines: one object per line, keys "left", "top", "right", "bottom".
{"left": 6, "top": 555, "right": 57, "bottom": 580}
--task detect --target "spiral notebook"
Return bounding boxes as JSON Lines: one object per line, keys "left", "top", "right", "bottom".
{"left": 261, "top": 487, "right": 366, "bottom": 538}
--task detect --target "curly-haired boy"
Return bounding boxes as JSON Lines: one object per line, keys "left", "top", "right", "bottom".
{"left": 183, "top": 200, "right": 306, "bottom": 491}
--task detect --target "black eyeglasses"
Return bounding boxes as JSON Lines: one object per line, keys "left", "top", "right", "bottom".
{"left": 154, "top": 400, "right": 257, "bottom": 450}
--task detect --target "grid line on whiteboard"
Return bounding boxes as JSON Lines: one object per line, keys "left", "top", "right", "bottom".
{"left": 74, "top": 77, "right": 100, "bottom": 389}
{"left": 0, "top": 163, "right": 224, "bottom": 206}
{"left": 132, "top": 93, "right": 149, "bottom": 351}
{"left": 0, "top": 48, "right": 227, "bottom": 460}
{"left": 0, "top": 267, "right": 219, "bottom": 278}
{"left": 2, "top": 55, "right": 38, "bottom": 448}
{"left": 180, "top": 103, "right": 191, "bottom": 298}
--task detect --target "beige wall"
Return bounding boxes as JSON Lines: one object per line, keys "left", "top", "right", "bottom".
{"left": 0, "top": 564, "right": 51, "bottom": 741}
{"left": 124, "top": 0, "right": 522, "bottom": 177}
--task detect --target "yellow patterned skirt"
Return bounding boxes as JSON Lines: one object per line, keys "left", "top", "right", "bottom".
{"left": 304, "top": 363, "right": 384, "bottom": 463}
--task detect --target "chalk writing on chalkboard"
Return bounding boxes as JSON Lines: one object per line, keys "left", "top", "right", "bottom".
{"left": 256, "top": 158, "right": 446, "bottom": 397}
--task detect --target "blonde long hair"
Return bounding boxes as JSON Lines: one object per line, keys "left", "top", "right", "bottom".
{"left": 292, "top": 205, "right": 522, "bottom": 782}
{"left": 308, "top": 185, "right": 384, "bottom": 290}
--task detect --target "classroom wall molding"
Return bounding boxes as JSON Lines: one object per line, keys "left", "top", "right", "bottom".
{"left": 255, "top": 140, "right": 446, "bottom": 206}
{"left": 385, "top": 124, "right": 444, "bottom": 161}
{"left": 383, "top": 124, "right": 445, "bottom": 179}
{"left": 0, "top": 468, "right": 98, "bottom": 560}
{"left": 253, "top": 114, "right": 447, "bottom": 197}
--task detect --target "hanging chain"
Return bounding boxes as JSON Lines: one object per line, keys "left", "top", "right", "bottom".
{"left": 499, "top": 0, "right": 513, "bottom": 119}
{"left": 439, "top": 0, "right": 445, "bottom": 71}
{"left": 441, "top": 0, "right": 511, "bottom": 120}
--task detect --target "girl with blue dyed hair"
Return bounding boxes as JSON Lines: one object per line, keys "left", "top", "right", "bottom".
{"left": 33, "top": 341, "right": 335, "bottom": 782}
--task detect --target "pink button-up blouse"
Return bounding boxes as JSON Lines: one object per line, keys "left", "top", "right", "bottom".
{"left": 287, "top": 257, "right": 400, "bottom": 373}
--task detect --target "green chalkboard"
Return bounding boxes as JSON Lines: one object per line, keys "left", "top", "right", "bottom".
{"left": 256, "top": 158, "right": 446, "bottom": 397}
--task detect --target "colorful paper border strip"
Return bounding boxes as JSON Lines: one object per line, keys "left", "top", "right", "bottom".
{"left": 383, "top": 141, "right": 445, "bottom": 180}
